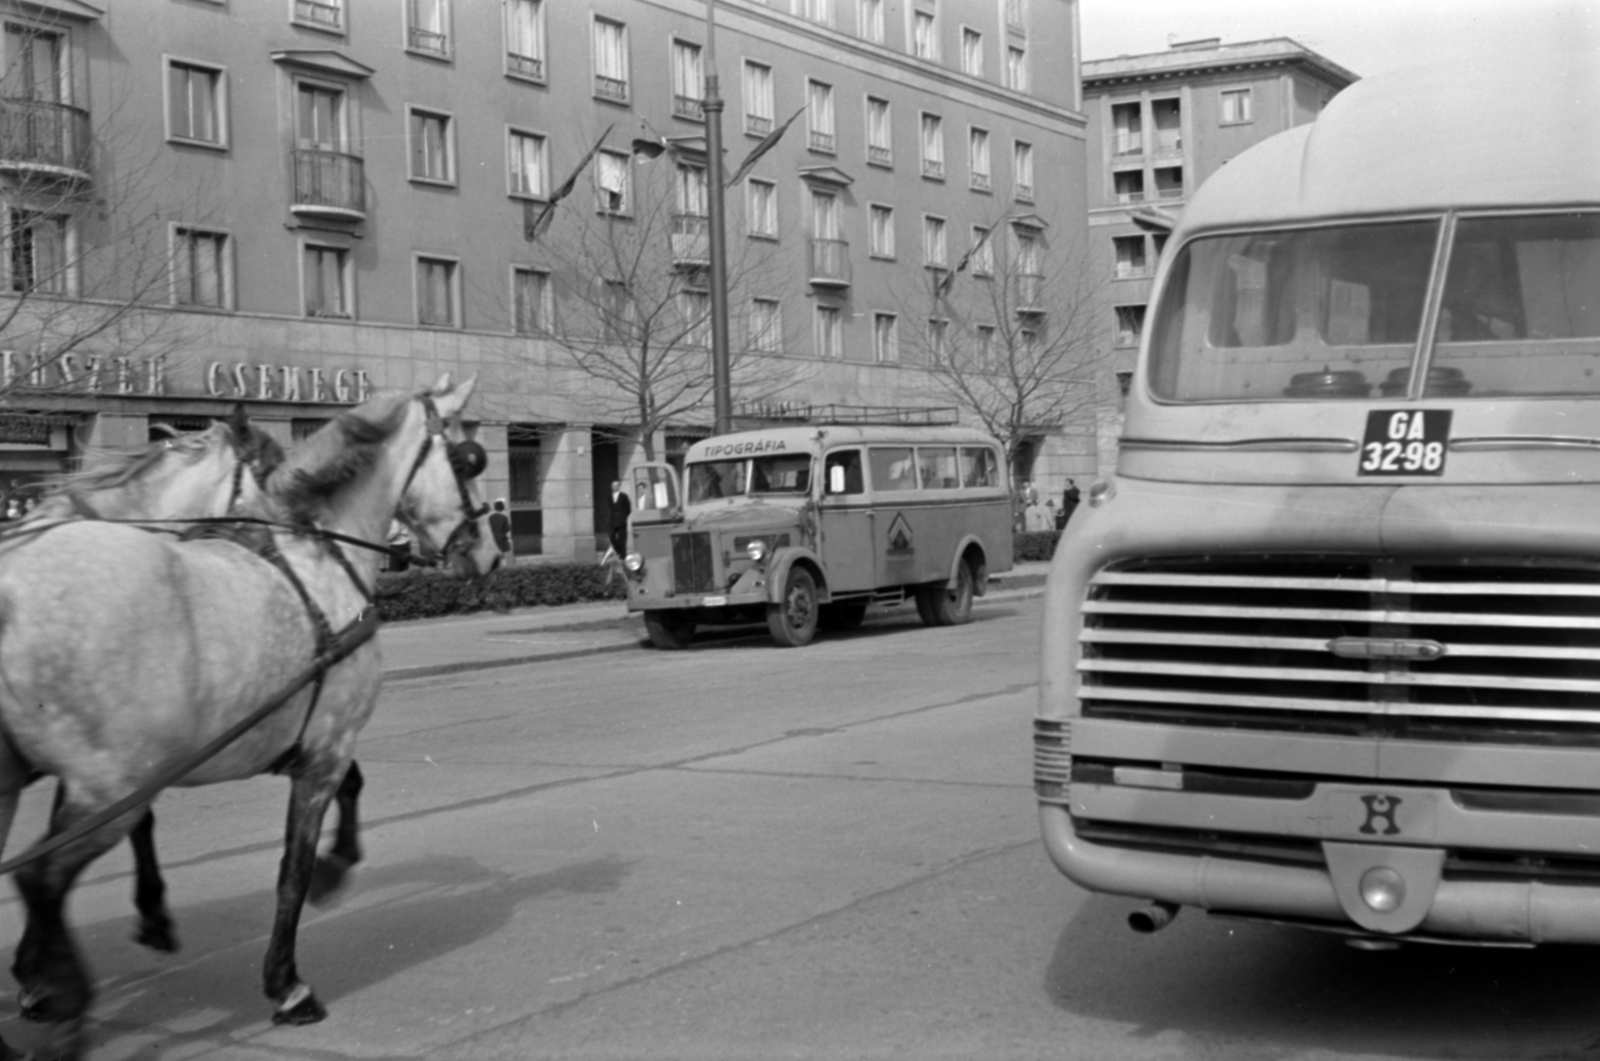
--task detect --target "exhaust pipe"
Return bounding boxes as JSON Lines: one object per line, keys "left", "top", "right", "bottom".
{"left": 1128, "top": 901, "right": 1181, "bottom": 934}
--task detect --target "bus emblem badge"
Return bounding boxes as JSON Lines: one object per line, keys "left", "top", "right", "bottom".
{"left": 886, "top": 513, "right": 914, "bottom": 555}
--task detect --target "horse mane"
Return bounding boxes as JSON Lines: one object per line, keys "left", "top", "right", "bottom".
{"left": 44, "top": 427, "right": 224, "bottom": 497}
{"left": 270, "top": 391, "right": 413, "bottom": 521}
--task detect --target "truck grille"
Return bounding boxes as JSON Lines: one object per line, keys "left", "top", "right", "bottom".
{"left": 672, "top": 532, "right": 716, "bottom": 594}
{"left": 1078, "top": 555, "right": 1600, "bottom": 741}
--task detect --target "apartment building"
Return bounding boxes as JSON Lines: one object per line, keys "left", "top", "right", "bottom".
{"left": 1082, "top": 37, "right": 1356, "bottom": 471}
{"left": 0, "top": 0, "right": 1086, "bottom": 559}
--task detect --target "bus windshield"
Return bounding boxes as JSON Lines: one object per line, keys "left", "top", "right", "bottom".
{"left": 687, "top": 454, "right": 813, "bottom": 503}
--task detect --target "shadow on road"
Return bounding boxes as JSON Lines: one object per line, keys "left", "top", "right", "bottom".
{"left": 1044, "top": 895, "right": 1600, "bottom": 1059}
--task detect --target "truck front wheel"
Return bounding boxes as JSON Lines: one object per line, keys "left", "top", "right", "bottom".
{"left": 645, "top": 609, "right": 696, "bottom": 650}
{"left": 768, "top": 567, "right": 819, "bottom": 647}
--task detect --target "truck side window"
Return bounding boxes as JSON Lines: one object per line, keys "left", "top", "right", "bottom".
{"left": 825, "top": 449, "right": 864, "bottom": 495}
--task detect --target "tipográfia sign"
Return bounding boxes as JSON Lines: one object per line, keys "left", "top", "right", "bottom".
{"left": 0, "top": 351, "right": 372, "bottom": 405}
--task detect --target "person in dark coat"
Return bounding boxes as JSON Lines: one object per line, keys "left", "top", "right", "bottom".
{"left": 1060, "top": 479, "right": 1081, "bottom": 528}
{"left": 608, "top": 480, "right": 631, "bottom": 557}
{"left": 489, "top": 499, "right": 512, "bottom": 556}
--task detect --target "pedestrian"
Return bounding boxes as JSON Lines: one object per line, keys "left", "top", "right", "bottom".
{"left": 489, "top": 498, "right": 512, "bottom": 557}
{"left": 608, "top": 479, "right": 631, "bottom": 559}
{"left": 1061, "top": 479, "right": 1081, "bottom": 527}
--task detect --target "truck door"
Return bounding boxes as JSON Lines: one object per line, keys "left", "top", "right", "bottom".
{"left": 817, "top": 447, "right": 874, "bottom": 592}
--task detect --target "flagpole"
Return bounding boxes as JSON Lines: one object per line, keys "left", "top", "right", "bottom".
{"left": 704, "top": 0, "right": 733, "bottom": 435}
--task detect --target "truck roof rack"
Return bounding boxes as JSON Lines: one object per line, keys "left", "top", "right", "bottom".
{"left": 731, "top": 403, "right": 961, "bottom": 428}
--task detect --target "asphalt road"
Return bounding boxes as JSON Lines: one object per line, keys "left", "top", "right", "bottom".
{"left": 1, "top": 599, "right": 1598, "bottom": 1060}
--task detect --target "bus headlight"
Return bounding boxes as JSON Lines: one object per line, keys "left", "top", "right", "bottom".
{"left": 624, "top": 552, "right": 644, "bottom": 573}
{"left": 746, "top": 539, "right": 768, "bottom": 563}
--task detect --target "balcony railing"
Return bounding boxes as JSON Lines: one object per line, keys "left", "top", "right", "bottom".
{"left": 674, "top": 94, "right": 704, "bottom": 120}
{"left": 290, "top": 148, "right": 366, "bottom": 219}
{"left": 0, "top": 99, "right": 90, "bottom": 178}
{"left": 746, "top": 114, "right": 773, "bottom": 136}
{"left": 507, "top": 53, "right": 544, "bottom": 80}
{"left": 1155, "top": 186, "right": 1185, "bottom": 200}
{"left": 1153, "top": 130, "right": 1182, "bottom": 158}
{"left": 808, "top": 129, "right": 835, "bottom": 153}
{"left": 970, "top": 172, "right": 991, "bottom": 192}
{"left": 1114, "top": 262, "right": 1150, "bottom": 280}
{"left": 867, "top": 144, "right": 891, "bottom": 166}
{"left": 295, "top": 0, "right": 342, "bottom": 28}
{"left": 408, "top": 26, "right": 449, "bottom": 56}
{"left": 921, "top": 157, "right": 944, "bottom": 179}
{"left": 809, "top": 238, "right": 851, "bottom": 288}
{"left": 1114, "top": 135, "right": 1143, "bottom": 156}
{"left": 1014, "top": 181, "right": 1034, "bottom": 201}
{"left": 1116, "top": 190, "right": 1147, "bottom": 204}
{"left": 595, "top": 75, "right": 628, "bottom": 101}
{"left": 670, "top": 213, "right": 710, "bottom": 267}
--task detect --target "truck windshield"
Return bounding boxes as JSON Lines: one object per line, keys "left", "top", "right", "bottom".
{"left": 686, "top": 455, "right": 813, "bottom": 502}
{"left": 1149, "top": 220, "right": 1438, "bottom": 402}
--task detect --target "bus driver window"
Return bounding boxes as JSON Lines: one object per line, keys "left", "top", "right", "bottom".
{"left": 825, "top": 449, "right": 864, "bottom": 495}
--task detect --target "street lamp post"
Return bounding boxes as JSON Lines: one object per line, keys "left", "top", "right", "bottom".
{"left": 703, "top": 0, "right": 733, "bottom": 436}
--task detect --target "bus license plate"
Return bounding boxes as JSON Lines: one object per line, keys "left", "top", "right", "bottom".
{"left": 1358, "top": 409, "right": 1451, "bottom": 476}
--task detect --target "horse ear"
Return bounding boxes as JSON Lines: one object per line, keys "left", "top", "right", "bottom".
{"left": 430, "top": 373, "right": 454, "bottom": 394}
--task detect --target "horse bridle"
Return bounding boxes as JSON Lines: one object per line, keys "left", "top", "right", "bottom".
{"left": 398, "top": 394, "right": 489, "bottom": 563}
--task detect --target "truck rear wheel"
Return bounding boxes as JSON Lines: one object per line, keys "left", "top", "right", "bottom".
{"left": 768, "top": 567, "right": 819, "bottom": 647}
{"left": 645, "top": 609, "right": 696, "bottom": 650}
{"left": 916, "top": 561, "right": 974, "bottom": 627}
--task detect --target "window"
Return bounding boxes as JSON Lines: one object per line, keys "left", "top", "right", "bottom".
{"left": 811, "top": 188, "right": 840, "bottom": 239}
{"left": 1013, "top": 139, "right": 1034, "bottom": 200}
{"left": 1221, "top": 87, "right": 1253, "bottom": 124}
{"left": 174, "top": 227, "right": 228, "bottom": 309}
{"left": 506, "top": 0, "right": 545, "bottom": 80}
{"left": 920, "top": 113, "right": 944, "bottom": 178}
{"left": 1114, "top": 235, "right": 1147, "bottom": 278}
{"left": 296, "top": 82, "right": 346, "bottom": 151}
{"left": 407, "top": 0, "right": 451, "bottom": 58}
{"left": 1154, "top": 165, "right": 1184, "bottom": 200}
{"left": 166, "top": 59, "right": 225, "bottom": 147}
{"left": 926, "top": 318, "right": 948, "bottom": 364}
{"left": 601, "top": 279, "right": 632, "bottom": 339}
{"left": 8, "top": 210, "right": 67, "bottom": 294}
{"left": 512, "top": 267, "right": 550, "bottom": 334}
{"left": 4, "top": 25, "right": 61, "bottom": 103}
{"left": 961, "top": 28, "right": 983, "bottom": 76}
{"left": 416, "top": 255, "right": 459, "bottom": 327}
{"left": 913, "top": 11, "right": 937, "bottom": 60}
{"left": 1112, "top": 101, "right": 1142, "bottom": 156}
{"left": 592, "top": 17, "right": 628, "bottom": 101}
{"left": 976, "top": 324, "right": 996, "bottom": 368}
{"left": 408, "top": 108, "right": 453, "bottom": 184}
{"left": 303, "top": 243, "right": 349, "bottom": 318}
{"left": 746, "top": 177, "right": 777, "bottom": 237}
{"left": 815, "top": 305, "right": 842, "bottom": 358}
{"left": 507, "top": 129, "right": 546, "bottom": 198}
{"left": 869, "top": 446, "right": 916, "bottom": 491}
{"left": 743, "top": 61, "right": 773, "bottom": 136}
{"left": 807, "top": 79, "right": 835, "bottom": 153}
{"left": 1113, "top": 168, "right": 1145, "bottom": 203}
{"left": 750, "top": 298, "right": 782, "bottom": 353}
{"left": 802, "top": 0, "right": 834, "bottom": 25}
{"left": 679, "top": 290, "right": 711, "bottom": 348}
{"left": 1115, "top": 304, "right": 1145, "bottom": 347}
{"left": 672, "top": 40, "right": 703, "bottom": 120}
{"left": 923, "top": 215, "right": 947, "bottom": 267}
{"left": 873, "top": 313, "right": 898, "bottom": 363}
{"left": 859, "top": 0, "right": 884, "bottom": 42}
{"left": 596, "top": 150, "right": 631, "bottom": 213}
{"left": 294, "top": 0, "right": 344, "bottom": 31}
{"left": 1152, "top": 97, "right": 1182, "bottom": 153}
{"left": 675, "top": 163, "right": 708, "bottom": 218}
{"left": 1005, "top": 0, "right": 1026, "bottom": 29}
{"left": 866, "top": 96, "right": 891, "bottom": 166}
{"left": 869, "top": 204, "right": 894, "bottom": 258}
{"left": 971, "top": 225, "right": 993, "bottom": 275}
{"left": 1006, "top": 46, "right": 1027, "bottom": 91}
{"left": 969, "top": 127, "right": 991, "bottom": 191}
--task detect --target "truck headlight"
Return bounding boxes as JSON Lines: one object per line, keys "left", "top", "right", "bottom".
{"left": 624, "top": 552, "right": 644, "bottom": 573}
{"left": 746, "top": 539, "right": 767, "bottom": 562}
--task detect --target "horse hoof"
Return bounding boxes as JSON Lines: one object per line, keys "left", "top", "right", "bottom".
{"left": 271, "top": 984, "right": 327, "bottom": 1026}
{"left": 133, "top": 918, "right": 178, "bottom": 954}
{"left": 307, "top": 854, "right": 355, "bottom": 908}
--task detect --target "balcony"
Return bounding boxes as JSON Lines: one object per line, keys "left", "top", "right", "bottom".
{"left": 0, "top": 99, "right": 91, "bottom": 181}
{"left": 674, "top": 94, "right": 704, "bottom": 121}
{"left": 1152, "top": 131, "right": 1183, "bottom": 160}
{"left": 1015, "top": 272, "right": 1044, "bottom": 314}
{"left": 595, "top": 75, "right": 628, "bottom": 102}
{"left": 867, "top": 144, "right": 891, "bottom": 167}
{"left": 1113, "top": 135, "right": 1143, "bottom": 157}
{"left": 921, "top": 157, "right": 944, "bottom": 179}
{"left": 670, "top": 213, "right": 710, "bottom": 268}
{"left": 970, "top": 172, "right": 991, "bottom": 192}
{"left": 809, "top": 238, "right": 851, "bottom": 288}
{"left": 746, "top": 115, "right": 773, "bottom": 137}
{"left": 295, "top": 0, "right": 342, "bottom": 29}
{"left": 1114, "top": 262, "right": 1150, "bottom": 280}
{"left": 808, "top": 129, "right": 835, "bottom": 153}
{"left": 507, "top": 53, "right": 544, "bottom": 80}
{"left": 408, "top": 26, "right": 449, "bottom": 57}
{"left": 290, "top": 148, "right": 366, "bottom": 221}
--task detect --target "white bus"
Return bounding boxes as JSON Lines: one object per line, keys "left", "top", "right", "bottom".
{"left": 1038, "top": 48, "right": 1600, "bottom": 946}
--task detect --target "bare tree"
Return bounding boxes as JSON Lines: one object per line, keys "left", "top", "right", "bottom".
{"left": 903, "top": 213, "right": 1111, "bottom": 480}
{"left": 513, "top": 136, "right": 809, "bottom": 459}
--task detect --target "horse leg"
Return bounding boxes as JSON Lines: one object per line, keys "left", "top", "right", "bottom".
{"left": 263, "top": 768, "right": 340, "bottom": 1025}
{"left": 127, "top": 809, "right": 177, "bottom": 953}
{"left": 307, "top": 761, "right": 363, "bottom": 907}
{"left": 12, "top": 797, "right": 139, "bottom": 1061}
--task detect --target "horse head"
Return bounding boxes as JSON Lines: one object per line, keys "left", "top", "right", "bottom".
{"left": 394, "top": 374, "right": 499, "bottom": 578}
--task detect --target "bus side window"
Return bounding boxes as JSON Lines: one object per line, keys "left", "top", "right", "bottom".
{"left": 825, "top": 450, "right": 864, "bottom": 495}
{"left": 869, "top": 447, "right": 917, "bottom": 492}
{"left": 960, "top": 446, "right": 999, "bottom": 487}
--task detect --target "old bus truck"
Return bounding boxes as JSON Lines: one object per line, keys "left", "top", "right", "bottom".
{"left": 1038, "top": 49, "right": 1600, "bottom": 946}
{"left": 623, "top": 422, "right": 1012, "bottom": 649}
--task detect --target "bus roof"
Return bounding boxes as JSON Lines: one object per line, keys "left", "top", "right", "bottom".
{"left": 685, "top": 424, "right": 1001, "bottom": 462}
{"left": 1175, "top": 45, "right": 1600, "bottom": 235}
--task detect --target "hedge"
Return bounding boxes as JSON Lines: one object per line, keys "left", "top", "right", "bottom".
{"left": 379, "top": 530, "right": 1061, "bottom": 622}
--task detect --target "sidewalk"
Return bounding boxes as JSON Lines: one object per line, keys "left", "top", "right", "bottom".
{"left": 378, "top": 560, "right": 1052, "bottom": 681}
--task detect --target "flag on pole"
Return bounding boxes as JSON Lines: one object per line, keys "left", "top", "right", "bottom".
{"left": 724, "top": 106, "right": 806, "bottom": 188}
{"left": 525, "top": 124, "right": 615, "bottom": 241}
{"left": 936, "top": 209, "right": 1012, "bottom": 298}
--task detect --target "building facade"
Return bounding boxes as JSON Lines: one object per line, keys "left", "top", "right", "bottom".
{"left": 0, "top": 0, "right": 1087, "bottom": 558}
{"left": 1081, "top": 37, "right": 1356, "bottom": 473}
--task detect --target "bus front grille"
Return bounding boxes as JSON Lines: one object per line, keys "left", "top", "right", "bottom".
{"left": 1078, "top": 555, "right": 1600, "bottom": 741}
{"left": 672, "top": 532, "right": 716, "bottom": 594}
